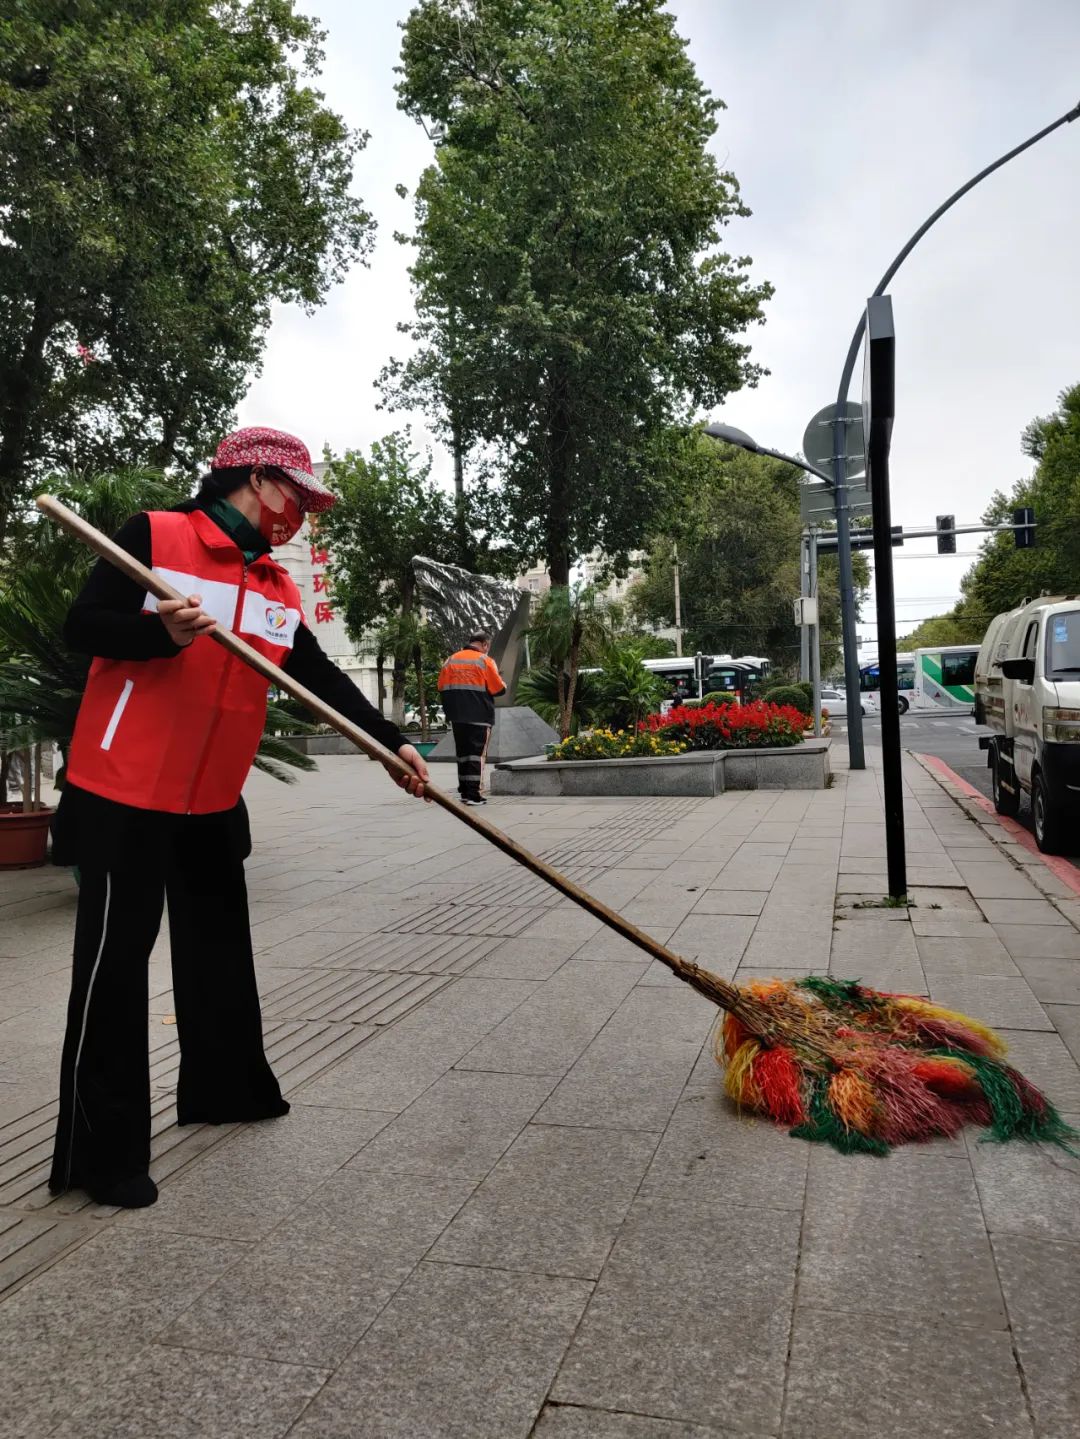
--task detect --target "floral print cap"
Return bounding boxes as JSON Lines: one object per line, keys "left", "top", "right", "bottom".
{"left": 212, "top": 426, "right": 335, "bottom": 513}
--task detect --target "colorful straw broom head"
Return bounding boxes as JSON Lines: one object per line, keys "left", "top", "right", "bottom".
{"left": 717, "top": 975, "right": 1077, "bottom": 1155}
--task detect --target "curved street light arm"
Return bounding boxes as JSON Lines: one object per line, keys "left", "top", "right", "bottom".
{"left": 837, "top": 99, "right": 1080, "bottom": 406}
{"left": 757, "top": 446, "right": 834, "bottom": 487}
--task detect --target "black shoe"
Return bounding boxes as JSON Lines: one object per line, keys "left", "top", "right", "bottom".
{"left": 462, "top": 797, "right": 486, "bottom": 807}
{"left": 86, "top": 1172, "right": 158, "bottom": 1209}
{"left": 177, "top": 1098, "right": 291, "bottom": 1127}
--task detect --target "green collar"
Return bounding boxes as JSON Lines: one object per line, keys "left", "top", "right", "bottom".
{"left": 202, "top": 497, "right": 270, "bottom": 565}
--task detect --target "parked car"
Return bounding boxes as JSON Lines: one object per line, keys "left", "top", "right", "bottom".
{"left": 975, "top": 596, "right": 1080, "bottom": 852}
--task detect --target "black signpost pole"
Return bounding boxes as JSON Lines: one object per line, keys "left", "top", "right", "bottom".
{"left": 863, "top": 295, "right": 905, "bottom": 900}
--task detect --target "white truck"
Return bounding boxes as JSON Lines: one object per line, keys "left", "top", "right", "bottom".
{"left": 974, "top": 596, "right": 1080, "bottom": 852}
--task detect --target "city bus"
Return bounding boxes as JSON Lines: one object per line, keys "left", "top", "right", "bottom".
{"left": 859, "top": 645, "right": 978, "bottom": 714}
{"left": 642, "top": 655, "right": 771, "bottom": 702}
{"left": 580, "top": 654, "right": 771, "bottom": 703}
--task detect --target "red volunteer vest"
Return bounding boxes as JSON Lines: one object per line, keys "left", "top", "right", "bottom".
{"left": 66, "top": 509, "right": 303, "bottom": 815}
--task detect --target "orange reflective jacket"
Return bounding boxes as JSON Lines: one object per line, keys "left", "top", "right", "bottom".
{"left": 437, "top": 648, "right": 505, "bottom": 724}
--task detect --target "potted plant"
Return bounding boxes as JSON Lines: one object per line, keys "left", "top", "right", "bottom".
{"left": 0, "top": 742, "right": 54, "bottom": 868}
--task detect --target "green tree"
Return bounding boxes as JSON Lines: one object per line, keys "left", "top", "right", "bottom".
{"left": 527, "top": 583, "right": 616, "bottom": 737}
{"left": 387, "top": 0, "right": 771, "bottom": 585}
{"left": 319, "top": 434, "right": 458, "bottom": 725}
{"left": 897, "top": 611, "right": 987, "bottom": 651}
{"left": 956, "top": 384, "right": 1080, "bottom": 624}
{"left": 628, "top": 435, "right": 868, "bottom": 672}
{"left": 0, "top": 0, "right": 374, "bottom": 538}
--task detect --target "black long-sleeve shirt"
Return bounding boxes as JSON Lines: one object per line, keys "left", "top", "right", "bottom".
{"left": 52, "top": 510, "right": 404, "bottom": 866}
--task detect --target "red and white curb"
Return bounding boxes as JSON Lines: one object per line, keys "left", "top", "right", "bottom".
{"left": 912, "top": 750, "right": 1080, "bottom": 926}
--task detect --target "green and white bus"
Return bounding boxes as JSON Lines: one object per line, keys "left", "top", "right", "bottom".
{"left": 860, "top": 645, "right": 978, "bottom": 714}
{"left": 910, "top": 644, "right": 978, "bottom": 712}
{"left": 862, "top": 650, "right": 977, "bottom": 716}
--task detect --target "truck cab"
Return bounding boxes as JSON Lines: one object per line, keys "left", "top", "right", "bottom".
{"left": 976, "top": 597, "right": 1080, "bottom": 852}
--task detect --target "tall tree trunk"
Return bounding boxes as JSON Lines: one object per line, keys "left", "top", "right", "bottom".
{"left": 0, "top": 295, "right": 55, "bottom": 545}
{"left": 376, "top": 650, "right": 387, "bottom": 713}
{"left": 451, "top": 415, "right": 469, "bottom": 569}
{"left": 414, "top": 644, "right": 429, "bottom": 742}
{"left": 390, "top": 575, "right": 415, "bottom": 728}
{"left": 563, "top": 622, "right": 582, "bottom": 739}
{"left": 545, "top": 380, "right": 572, "bottom": 588}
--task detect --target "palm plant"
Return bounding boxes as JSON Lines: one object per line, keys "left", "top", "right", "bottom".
{"left": 527, "top": 584, "right": 615, "bottom": 739}
{"left": 0, "top": 469, "right": 315, "bottom": 798}
{"left": 592, "top": 642, "right": 667, "bottom": 730}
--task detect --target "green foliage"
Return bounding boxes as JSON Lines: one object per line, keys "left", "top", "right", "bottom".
{"left": 0, "top": 0, "right": 374, "bottom": 535}
{"left": 319, "top": 433, "right": 459, "bottom": 724}
{"left": 962, "top": 384, "right": 1080, "bottom": 621}
{"left": 0, "top": 469, "right": 311, "bottom": 784}
{"left": 527, "top": 583, "right": 617, "bottom": 738}
{"left": 897, "top": 385, "right": 1080, "bottom": 644}
{"left": 762, "top": 684, "right": 812, "bottom": 716}
{"left": 898, "top": 612, "right": 987, "bottom": 650}
{"left": 516, "top": 664, "right": 599, "bottom": 734}
{"left": 387, "top": 0, "right": 771, "bottom": 583}
{"left": 548, "top": 727, "right": 686, "bottom": 762}
{"left": 628, "top": 434, "right": 869, "bottom": 671}
{"left": 591, "top": 643, "right": 667, "bottom": 731}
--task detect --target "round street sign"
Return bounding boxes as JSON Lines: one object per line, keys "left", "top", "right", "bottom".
{"left": 802, "top": 401, "right": 865, "bottom": 481}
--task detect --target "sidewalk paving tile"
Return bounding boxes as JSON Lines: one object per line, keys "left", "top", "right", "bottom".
{"left": 49, "top": 1343, "right": 327, "bottom": 1439}
{"left": 782, "top": 1309, "right": 1031, "bottom": 1439}
{"left": 925, "top": 974, "right": 1053, "bottom": 1031}
{"left": 969, "top": 1112, "right": 1080, "bottom": 1242}
{"left": 799, "top": 1150, "right": 1005, "bottom": 1328}
{"left": 430, "top": 1123, "right": 657, "bottom": 1278}
{"left": 995, "top": 924, "right": 1080, "bottom": 960}
{"left": 552, "top": 1194, "right": 799, "bottom": 1433}
{"left": 915, "top": 934, "right": 1020, "bottom": 977}
{"left": 533, "top": 1405, "right": 751, "bottom": 1437}
{"left": 346, "top": 1068, "right": 556, "bottom": 1180}
{"left": 640, "top": 1085, "right": 808, "bottom": 1212}
{"left": 118, "top": 1104, "right": 391, "bottom": 1240}
{"left": 1045, "top": 1003, "right": 1080, "bottom": 1065}
{"left": 456, "top": 961, "right": 645, "bottom": 1076}
{"left": 977, "top": 898, "right": 1070, "bottom": 927}
{"left": 289, "top": 1261, "right": 591, "bottom": 1439}
{"left": 1011, "top": 957, "right": 1080, "bottom": 1006}
{"left": 991, "top": 1234, "right": 1080, "bottom": 1438}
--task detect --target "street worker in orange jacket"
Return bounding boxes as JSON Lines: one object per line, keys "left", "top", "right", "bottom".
{"left": 436, "top": 633, "right": 506, "bottom": 805}
{"left": 48, "top": 427, "right": 430, "bottom": 1209}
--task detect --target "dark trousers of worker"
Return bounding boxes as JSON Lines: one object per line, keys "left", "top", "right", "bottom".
{"left": 49, "top": 849, "right": 286, "bottom": 1196}
{"left": 452, "top": 721, "right": 490, "bottom": 800}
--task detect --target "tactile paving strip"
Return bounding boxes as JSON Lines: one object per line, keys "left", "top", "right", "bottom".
{"left": 260, "top": 968, "right": 452, "bottom": 1024}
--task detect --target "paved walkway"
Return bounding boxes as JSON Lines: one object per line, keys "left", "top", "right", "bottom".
{"left": 1, "top": 750, "right": 1078, "bottom": 1437}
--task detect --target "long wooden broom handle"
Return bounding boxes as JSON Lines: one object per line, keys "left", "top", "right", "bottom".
{"left": 38, "top": 495, "right": 737, "bottom": 1004}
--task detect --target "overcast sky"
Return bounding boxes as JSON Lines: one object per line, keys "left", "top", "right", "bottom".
{"left": 239, "top": 0, "right": 1080, "bottom": 653}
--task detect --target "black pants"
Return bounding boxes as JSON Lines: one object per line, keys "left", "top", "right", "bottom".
{"left": 452, "top": 722, "right": 490, "bottom": 800}
{"left": 49, "top": 845, "right": 286, "bottom": 1195}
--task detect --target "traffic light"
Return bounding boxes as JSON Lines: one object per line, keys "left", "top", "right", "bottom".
{"left": 1013, "top": 506, "right": 1036, "bottom": 549}
{"left": 936, "top": 515, "right": 956, "bottom": 555}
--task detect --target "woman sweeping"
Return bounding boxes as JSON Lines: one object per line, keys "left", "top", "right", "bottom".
{"left": 49, "top": 427, "right": 429, "bottom": 1209}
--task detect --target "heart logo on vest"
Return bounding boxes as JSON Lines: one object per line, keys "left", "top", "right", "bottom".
{"left": 265, "top": 604, "right": 287, "bottom": 632}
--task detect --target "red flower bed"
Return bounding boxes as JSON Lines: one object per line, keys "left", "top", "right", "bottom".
{"left": 641, "top": 699, "right": 805, "bottom": 750}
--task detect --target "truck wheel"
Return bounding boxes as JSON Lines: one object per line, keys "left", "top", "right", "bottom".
{"left": 991, "top": 748, "right": 1020, "bottom": 817}
{"left": 1033, "top": 769, "right": 1067, "bottom": 853}
{"left": 898, "top": 696, "right": 909, "bottom": 715}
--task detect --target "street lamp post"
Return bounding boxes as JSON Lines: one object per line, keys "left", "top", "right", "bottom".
{"left": 830, "top": 98, "right": 1079, "bottom": 766}
{"left": 704, "top": 423, "right": 832, "bottom": 731}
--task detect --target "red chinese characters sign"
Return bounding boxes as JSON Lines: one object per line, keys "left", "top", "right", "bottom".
{"left": 308, "top": 527, "right": 333, "bottom": 622}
